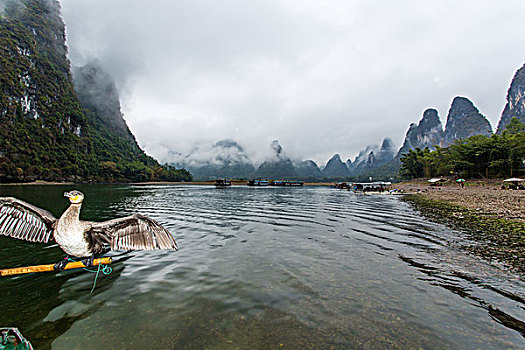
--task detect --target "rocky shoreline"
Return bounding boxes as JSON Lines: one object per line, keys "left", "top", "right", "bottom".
{"left": 396, "top": 180, "right": 525, "bottom": 273}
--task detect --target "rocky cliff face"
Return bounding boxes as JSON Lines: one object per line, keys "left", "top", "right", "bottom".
{"left": 0, "top": 0, "right": 190, "bottom": 182}
{"left": 375, "top": 138, "right": 395, "bottom": 165}
{"left": 443, "top": 97, "right": 492, "bottom": 145}
{"left": 497, "top": 64, "right": 525, "bottom": 134}
{"left": 348, "top": 137, "right": 395, "bottom": 176}
{"left": 0, "top": 0, "right": 87, "bottom": 181}
{"left": 398, "top": 108, "right": 444, "bottom": 155}
{"left": 322, "top": 154, "right": 350, "bottom": 178}
{"left": 397, "top": 99, "right": 492, "bottom": 155}
{"left": 73, "top": 61, "right": 136, "bottom": 142}
{"left": 350, "top": 145, "right": 376, "bottom": 175}
{"left": 0, "top": 0, "right": 85, "bottom": 131}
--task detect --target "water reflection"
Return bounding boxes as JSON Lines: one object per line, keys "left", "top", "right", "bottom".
{"left": 0, "top": 185, "right": 523, "bottom": 349}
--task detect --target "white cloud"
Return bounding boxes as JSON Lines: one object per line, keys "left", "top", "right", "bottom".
{"left": 60, "top": 0, "right": 525, "bottom": 165}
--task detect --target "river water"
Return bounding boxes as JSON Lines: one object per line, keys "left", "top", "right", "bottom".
{"left": 0, "top": 184, "right": 523, "bottom": 349}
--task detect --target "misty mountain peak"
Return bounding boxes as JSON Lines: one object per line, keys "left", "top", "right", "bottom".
{"left": 73, "top": 61, "right": 136, "bottom": 142}
{"left": 447, "top": 97, "right": 478, "bottom": 121}
{"left": 398, "top": 108, "right": 444, "bottom": 155}
{"left": 380, "top": 137, "right": 394, "bottom": 153}
{"left": 294, "top": 160, "right": 322, "bottom": 179}
{"left": 419, "top": 108, "right": 441, "bottom": 130}
{"left": 214, "top": 139, "right": 245, "bottom": 152}
{"left": 443, "top": 96, "right": 492, "bottom": 145}
{"left": 322, "top": 153, "right": 350, "bottom": 178}
{"left": 330, "top": 154, "right": 342, "bottom": 162}
{"left": 254, "top": 140, "right": 299, "bottom": 179}
{"left": 271, "top": 140, "right": 283, "bottom": 157}
{"left": 497, "top": 63, "right": 525, "bottom": 133}
{"left": 347, "top": 137, "right": 395, "bottom": 176}
{"left": 173, "top": 139, "right": 255, "bottom": 180}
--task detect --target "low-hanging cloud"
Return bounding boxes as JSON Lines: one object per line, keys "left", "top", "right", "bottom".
{"left": 60, "top": 0, "right": 525, "bottom": 166}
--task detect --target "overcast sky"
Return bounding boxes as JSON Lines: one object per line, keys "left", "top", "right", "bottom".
{"left": 60, "top": 0, "right": 525, "bottom": 166}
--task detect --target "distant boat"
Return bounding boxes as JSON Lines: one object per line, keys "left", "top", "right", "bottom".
{"left": 214, "top": 179, "right": 231, "bottom": 188}
{"left": 248, "top": 180, "right": 269, "bottom": 186}
{"left": 271, "top": 180, "right": 304, "bottom": 187}
{"left": 247, "top": 180, "right": 303, "bottom": 187}
{"left": 333, "top": 182, "right": 350, "bottom": 189}
{"left": 351, "top": 181, "right": 392, "bottom": 193}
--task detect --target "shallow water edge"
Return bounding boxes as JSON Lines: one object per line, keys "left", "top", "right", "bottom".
{"left": 403, "top": 193, "right": 525, "bottom": 274}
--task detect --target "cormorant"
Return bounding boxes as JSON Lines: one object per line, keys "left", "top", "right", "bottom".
{"left": 0, "top": 190, "right": 177, "bottom": 270}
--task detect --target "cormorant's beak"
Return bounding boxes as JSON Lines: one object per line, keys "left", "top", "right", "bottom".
{"left": 64, "top": 191, "right": 72, "bottom": 198}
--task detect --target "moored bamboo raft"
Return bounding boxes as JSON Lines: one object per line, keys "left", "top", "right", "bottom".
{"left": 0, "top": 257, "right": 112, "bottom": 276}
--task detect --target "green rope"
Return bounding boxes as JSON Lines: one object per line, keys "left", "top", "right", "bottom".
{"left": 66, "top": 257, "right": 112, "bottom": 293}
{"left": 88, "top": 263, "right": 112, "bottom": 294}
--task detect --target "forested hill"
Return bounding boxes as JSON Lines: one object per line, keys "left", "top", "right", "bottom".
{"left": 0, "top": 0, "right": 191, "bottom": 182}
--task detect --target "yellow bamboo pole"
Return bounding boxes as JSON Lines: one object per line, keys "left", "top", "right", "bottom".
{"left": 0, "top": 257, "right": 112, "bottom": 276}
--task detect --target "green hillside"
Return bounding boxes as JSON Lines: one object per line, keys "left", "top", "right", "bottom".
{"left": 0, "top": 0, "right": 191, "bottom": 182}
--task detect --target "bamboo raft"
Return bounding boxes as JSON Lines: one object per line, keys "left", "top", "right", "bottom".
{"left": 0, "top": 257, "right": 112, "bottom": 276}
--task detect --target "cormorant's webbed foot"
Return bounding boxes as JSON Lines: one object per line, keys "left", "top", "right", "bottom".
{"left": 81, "top": 255, "right": 95, "bottom": 268}
{"left": 53, "top": 258, "right": 69, "bottom": 272}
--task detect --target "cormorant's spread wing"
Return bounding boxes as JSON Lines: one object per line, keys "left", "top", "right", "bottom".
{"left": 87, "top": 214, "right": 177, "bottom": 251}
{"left": 0, "top": 197, "right": 56, "bottom": 243}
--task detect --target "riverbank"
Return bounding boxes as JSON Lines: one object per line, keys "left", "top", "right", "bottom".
{"left": 129, "top": 181, "right": 334, "bottom": 186}
{"left": 396, "top": 180, "right": 525, "bottom": 273}
{"left": 0, "top": 180, "right": 335, "bottom": 186}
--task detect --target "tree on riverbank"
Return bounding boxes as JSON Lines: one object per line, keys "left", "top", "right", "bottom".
{"left": 400, "top": 118, "right": 525, "bottom": 179}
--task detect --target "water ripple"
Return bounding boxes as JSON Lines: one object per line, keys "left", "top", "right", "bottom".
{"left": 0, "top": 185, "right": 524, "bottom": 349}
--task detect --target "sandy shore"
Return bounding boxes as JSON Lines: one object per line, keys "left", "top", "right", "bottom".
{"left": 394, "top": 180, "right": 525, "bottom": 223}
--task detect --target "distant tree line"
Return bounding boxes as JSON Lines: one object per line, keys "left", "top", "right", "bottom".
{"left": 0, "top": 112, "right": 193, "bottom": 183}
{"left": 400, "top": 118, "right": 525, "bottom": 179}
